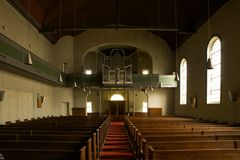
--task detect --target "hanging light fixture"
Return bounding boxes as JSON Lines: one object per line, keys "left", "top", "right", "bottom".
{"left": 175, "top": 73, "right": 180, "bottom": 81}
{"left": 150, "top": 86, "right": 154, "bottom": 91}
{"left": 207, "top": 58, "right": 213, "bottom": 69}
{"left": 173, "top": 72, "right": 180, "bottom": 81}
{"left": 25, "top": 0, "right": 32, "bottom": 65}
{"left": 57, "top": 0, "right": 63, "bottom": 84}
{"left": 142, "top": 88, "right": 147, "bottom": 94}
{"left": 206, "top": 0, "right": 213, "bottom": 70}
{"left": 173, "top": 0, "right": 179, "bottom": 82}
{"left": 73, "top": 81, "right": 78, "bottom": 88}
{"left": 73, "top": 69, "right": 78, "bottom": 87}
{"left": 62, "top": 62, "right": 67, "bottom": 73}
{"left": 59, "top": 0, "right": 62, "bottom": 39}
{"left": 58, "top": 73, "right": 63, "bottom": 82}
{"left": 25, "top": 52, "right": 32, "bottom": 65}
{"left": 73, "top": 0, "right": 78, "bottom": 88}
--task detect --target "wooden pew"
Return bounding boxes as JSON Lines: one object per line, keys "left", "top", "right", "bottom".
{"left": 138, "top": 130, "right": 240, "bottom": 136}
{"left": 0, "top": 116, "right": 109, "bottom": 160}
{"left": 137, "top": 126, "right": 240, "bottom": 132}
{"left": 0, "top": 129, "right": 92, "bottom": 135}
{"left": 137, "top": 132, "right": 240, "bottom": 158}
{"left": 135, "top": 130, "right": 240, "bottom": 151}
{"left": 125, "top": 116, "right": 231, "bottom": 142}
{"left": 146, "top": 140, "right": 239, "bottom": 150}
{"left": 126, "top": 116, "right": 227, "bottom": 127}
{"left": 0, "top": 115, "right": 111, "bottom": 160}
{"left": 143, "top": 139, "right": 240, "bottom": 159}
{"left": 0, "top": 140, "right": 86, "bottom": 150}
{"left": 0, "top": 148, "right": 86, "bottom": 160}
{"left": 125, "top": 116, "right": 240, "bottom": 160}
{"left": 0, "top": 134, "right": 91, "bottom": 141}
{"left": 3, "top": 130, "right": 100, "bottom": 159}
{"left": 0, "top": 131, "right": 99, "bottom": 160}
{"left": 148, "top": 147, "right": 240, "bottom": 160}
{"left": 0, "top": 135, "right": 92, "bottom": 160}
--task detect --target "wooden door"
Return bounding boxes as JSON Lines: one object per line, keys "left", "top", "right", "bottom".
{"left": 109, "top": 101, "right": 125, "bottom": 121}
{"left": 109, "top": 101, "right": 125, "bottom": 115}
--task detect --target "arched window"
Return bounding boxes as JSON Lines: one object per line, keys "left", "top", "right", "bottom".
{"left": 180, "top": 58, "right": 187, "bottom": 105}
{"left": 110, "top": 94, "right": 124, "bottom": 101}
{"left": 207, "top": 36, "right": 221, "bottom": 104}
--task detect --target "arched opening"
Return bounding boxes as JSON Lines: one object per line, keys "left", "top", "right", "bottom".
{"left": 109, "top": 94, "right": 125, "bottom": 121}
{"left": 110, "top": 94, "right": 124, "bottom": 101}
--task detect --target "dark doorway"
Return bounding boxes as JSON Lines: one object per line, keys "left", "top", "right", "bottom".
{"left": 109, "top": 101, "right": 125, "bottom": 121}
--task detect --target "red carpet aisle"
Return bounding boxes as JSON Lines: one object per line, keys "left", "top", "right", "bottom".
{"left": 100, "top": 122, "right": 134, "bottom": 160}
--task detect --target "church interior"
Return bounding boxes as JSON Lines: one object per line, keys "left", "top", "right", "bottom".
{"left": 1, "top": 0, "right": 240, "bottom": 159}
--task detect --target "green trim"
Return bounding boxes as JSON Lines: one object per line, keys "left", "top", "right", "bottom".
{"left": 65, "top": 74, "right": 172, "bottom": 87}
{"left": 0, "top": 33, "right": 63, "bottom": 85}
{"left": 0, "top": 38, "right": 23, "bottom": 61}
{"left": 133, "top": 74, "right": 159, "bottom": 86}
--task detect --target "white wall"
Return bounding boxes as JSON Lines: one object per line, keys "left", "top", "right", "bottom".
{"left": 149, "top": 88, "right": 174, "bottom": 115}
{"left": 0, "top": 69, "right": 53, "bottom": 124}
{"left": 175, "top": 0, "right": 240, "bottom": 123}
{"left": 53, "top": 87, "right": 74, "bottom": 116}
{"left": 52, "top": 36, "right": 74, "bottom": 73}
{"left": 51, "top": 36, "right": 75, "bottom": 115}
{"left": 134, "top": 91, "right": 147, "bottom": 112}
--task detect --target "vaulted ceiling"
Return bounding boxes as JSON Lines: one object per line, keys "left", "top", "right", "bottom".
{"left": 7, "top": 0, "right": 228, "bottom": 51}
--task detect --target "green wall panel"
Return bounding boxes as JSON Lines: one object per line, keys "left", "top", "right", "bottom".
{"left": 0, "top": 33, "right": 62, "bottom": 85}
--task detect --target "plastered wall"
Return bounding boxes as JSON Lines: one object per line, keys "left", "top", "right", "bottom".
{"left": 52, "top": 36, "right": 74, "bottom": 73}
{"left": 0, "top": 69, "right": 53, "bottom": 123}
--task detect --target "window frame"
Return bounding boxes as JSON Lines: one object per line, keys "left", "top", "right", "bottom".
{"left": 180, "top": 58, "right": 187, "bottom": 105}
{"left": 206, "top": 35, "right": 222, "bottom": 104}
{"left": 86, "top": 101, "right": 92, "bottom": 113}
{"left": 142, "top": 102, "right": 148, "bottom": 113}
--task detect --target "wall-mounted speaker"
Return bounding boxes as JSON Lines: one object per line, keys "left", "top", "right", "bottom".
{"left": 0, "top": 90, "right": 5, "bottom": 102}
{"left": 40, "top": 96, "right": 45, "bottom": 103}
{"left": 190, "top": 95, "right": 197, "bottom": 108}
{"left": 228, "top": 90, "right": 240, "bottom": 102}
{"left": 228, "top": 90, "right": 234, "bottom": 102}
